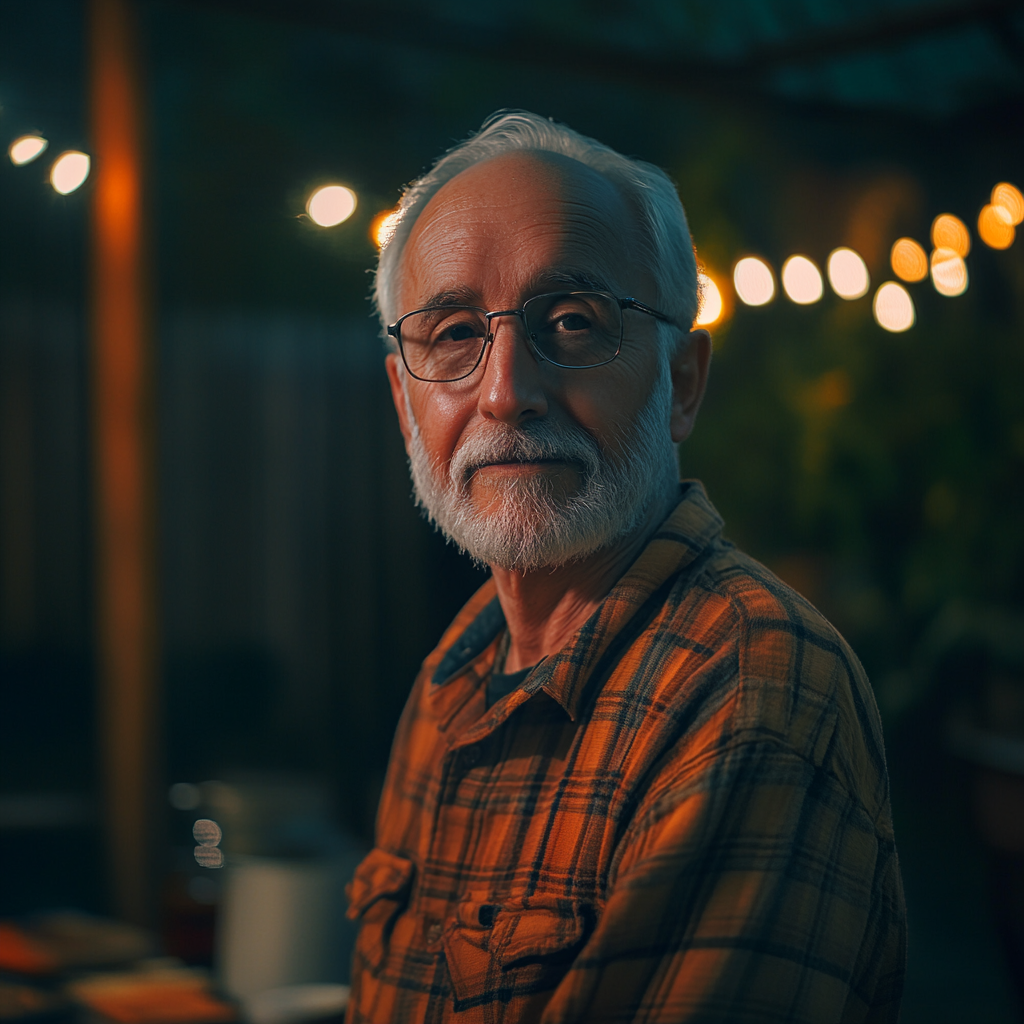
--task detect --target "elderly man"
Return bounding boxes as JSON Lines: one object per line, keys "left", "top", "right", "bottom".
{"left": 345, "top": 111, "right": 905, "bottom": 1023}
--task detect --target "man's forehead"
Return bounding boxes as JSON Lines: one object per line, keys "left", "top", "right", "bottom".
{"left": 399, "top": 151, "right": 637, "bottom": 301}
{"left": 430, "top": 149, "right": 624, "bottom": 208}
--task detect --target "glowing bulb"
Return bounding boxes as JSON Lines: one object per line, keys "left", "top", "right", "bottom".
{"left": 978, "top": 204, "right": 1015, "bottom": 250}
{"left": 873, "top": 282, "right": 915, "bottom": 333}
{"left": 733, "top": 257, "right": 775, "bottom": 306}
{"left": 890, "top": 238, "right": 928, "bottom": 283}
{"left": 780, "top": 255, "right": 823, "bottom": 304}
{"left": 930, "top": 248, "right": 968, "bottom": 297}
{"left": 307, "top": 184, "right": 357, "bottom": 227}
{"left": 371, "top": 207, "right": 400, "bottom": 248}
{"left": 991, "top": 182, "right": 1024, "bottom": 226}
{"left": 931, "top": 213, "right": 970, "bottom": 257}
{"left": 50, "top": 151, "right": 90, "bottom": 194}
{"left": 9, "top": 134, "right": 48, "bottom": 166}
{"left": 695, "top": 273, "right": 723, "bottom": 326}
{"left": 826, "top": 247, "right": 870, "bottom": 299}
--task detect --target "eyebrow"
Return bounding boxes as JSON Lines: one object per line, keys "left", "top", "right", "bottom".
{"left": 535, "top": 269, "right": 612, "bottom": 293}
{"left": 421, "top": 285, "right": 481, "bottom": 308}
{"left": 417, "top": 270, "right": 614, "bottom": 312}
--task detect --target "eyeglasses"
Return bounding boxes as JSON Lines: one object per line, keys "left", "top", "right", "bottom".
{"left": 387, "top": 290, "right": 675, "bottom": 383}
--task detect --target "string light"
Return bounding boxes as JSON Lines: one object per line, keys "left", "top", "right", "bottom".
{"left": 890, "top": 238, "right": 928, "bottom": 283}
{"left": 827, "top": 248, "right": 870, "bottom": 300}
{"left": 873, "top": 283, "right": 915, "bottom": 332}
{"left": 781, "top": 255, "right": 823, "bottom": 304}
{"left": 8, "top": 134, "right": 48, "bottom": 166}
{"left": 978, "top": 205, "right": 1015, "bottom": 250}
{"left": 50, "top": 151, "right": 90, "bottom": 194}
{"left": 991, "top": 182, "right": 1023, "bottom": 226}
{"left": 733, "top": 257, "right": 775, "bottom": 306}
{"left": 930, "top": 248, "right": 968, "bottom": 297}
{"left": 371, "top": 208, "right": 401, "bottom": 249}
{"left": 695, "top": 272, "right": 724, "bottom": 326}
{"left": 307, "top": 184, "right": 357, "bottom": 227}
{"left": 931, "top": 213, "right": 970, "bottom": 257}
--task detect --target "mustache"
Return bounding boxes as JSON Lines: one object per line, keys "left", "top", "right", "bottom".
{"left": 449, "top": 420, "right": 602, "bottom": 486}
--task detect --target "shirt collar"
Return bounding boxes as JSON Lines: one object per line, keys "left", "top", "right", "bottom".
{"left": 432, "top": 595, "right": 505, "bottom": 685}
{"left": 427, "top": 481, "right": 724, "bottom": 719}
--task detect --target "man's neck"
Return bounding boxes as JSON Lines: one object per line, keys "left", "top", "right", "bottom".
{"left": 491, "top": 491, "right": 678, "bottom": 673}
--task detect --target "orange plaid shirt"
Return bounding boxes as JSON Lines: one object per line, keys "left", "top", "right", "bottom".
{"left": 346, "top": 483, "right": 906, "bottom": 1022}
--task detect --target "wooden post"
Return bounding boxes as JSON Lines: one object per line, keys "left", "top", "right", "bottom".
{"left": 88, "top": 0, "right": 160, "bottom": 926}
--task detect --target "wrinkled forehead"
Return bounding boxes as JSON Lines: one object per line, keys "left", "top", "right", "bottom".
{"left": 398, "top": 151, "right": 640, "bottom": 306}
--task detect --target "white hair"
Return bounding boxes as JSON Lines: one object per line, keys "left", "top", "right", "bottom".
{"left": 404, "top": 357, "right": 680, "bottom": 572}
{"left": 373, "top": 109, "right": 700, "bottom": 343}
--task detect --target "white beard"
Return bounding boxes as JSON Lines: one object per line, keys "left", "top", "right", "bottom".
{"left": 404, "top": 366, "right": 680, "bottom": 572}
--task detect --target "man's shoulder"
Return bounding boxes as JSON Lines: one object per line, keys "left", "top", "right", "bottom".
{"left": 653, "top": 539, "right": 890, "bottom": 823}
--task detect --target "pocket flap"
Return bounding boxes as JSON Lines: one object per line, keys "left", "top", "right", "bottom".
{"left": 444, "top": 897, "right": 591, "bottom": 1008}
{"left": 492, "top": 898, "right": 588, "bottom": 968}
{"left": 345, "top": 848, "right": 415, "bottom": 920}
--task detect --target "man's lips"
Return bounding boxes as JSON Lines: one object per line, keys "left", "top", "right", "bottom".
{"left": 464, "top": 458, "right": 578, "bottom": 481}
{"left": 475, "top": 458, "right": 565, "bottom": 468}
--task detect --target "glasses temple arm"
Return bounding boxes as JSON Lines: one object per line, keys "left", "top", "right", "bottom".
{"left": 621, "top": 297, "right": 676, "bottom": 325}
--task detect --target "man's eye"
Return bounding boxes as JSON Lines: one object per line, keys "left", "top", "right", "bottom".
{"left": 436, "top": 321, "right": 482, "bottom": 343}
{"left": 553, "top": 313, "right": 592, "bottom": 333}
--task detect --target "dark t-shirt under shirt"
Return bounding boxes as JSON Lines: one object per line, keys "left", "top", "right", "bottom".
{"left": 485, "top": 665, "right": 534, "bottom": 709}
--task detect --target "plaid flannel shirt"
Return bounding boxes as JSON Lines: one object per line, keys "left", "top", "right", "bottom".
{"left": 346, "top": 482, "right": 906, "bottom": 1023}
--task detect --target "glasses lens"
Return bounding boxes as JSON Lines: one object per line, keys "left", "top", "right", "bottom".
{"left": 399, "top": 306, "right": 487, "bottom": 381}
{"left": 523, "top": 292, "right": 621, "bottom": 367}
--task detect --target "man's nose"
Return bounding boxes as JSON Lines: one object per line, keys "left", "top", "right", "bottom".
{"left": 477, "top": 314, "right": 548, "bottom": 425}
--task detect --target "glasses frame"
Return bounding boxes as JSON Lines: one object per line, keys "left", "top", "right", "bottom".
{"left": 387, "top": 290, "right": 676, "bottom": 383}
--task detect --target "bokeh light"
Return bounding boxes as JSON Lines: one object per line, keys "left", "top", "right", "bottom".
{"left": 890, "top": 238, "right": 928, "bottom": 283}
{"left": 827, "top": 247, "right": 870, "bottom": 299}
{"left": 193, "top": 818, "right": 222, "bottom": 846}
{"left": 991, "top": 182, "right": 1024, "bottom": 226}
{"left": 50, "top": 151, "right": 90, "bottom": 194}
{"left": 781, "top": 255, "right": 823, "bottom": 304}
{"left": 371, "top": 207, "right": 401, "bottom": 248}
{"left": 695, "top": 272, "right": 723, "bottom": 326}
{"left": 733, "top": 257, "right": 775, "bottom": 306}
{"left": 168, "top": 782, "right": 202, "bottom": 811}
{"left": 873, "top": 282, "right": 915, "bottom": 332}
{"left": 978, "top": 204, "right": 1015, "bottom": 250}
{"left": 930, "top": 247, "right": 969, "bottom": 297}
{"left": 931, "top": 213, "right": 970, "bottom": 257}
{"left": 307, "top": 184, "right": 357, "bottom": 227}
{"left": 8, "top": 134, "right": 48, "bottom": 166}
{"left": 194, "top": 846, "right": 224, "bottom": 869}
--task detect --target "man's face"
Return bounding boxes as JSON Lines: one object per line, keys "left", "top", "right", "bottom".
{"left": 385, "top": 150, "right": 685, "bottom": 571}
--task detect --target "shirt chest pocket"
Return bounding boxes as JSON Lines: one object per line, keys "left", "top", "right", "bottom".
{"left": 345, "top": 848, "right": 415, "bottom": 974}
{"left": 443, "top": 895, "right": 593, "bottom": 1012}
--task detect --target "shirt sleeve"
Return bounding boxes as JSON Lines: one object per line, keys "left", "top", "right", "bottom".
{"left": 539, "top": 737, "right": 906, "bottom": 1024}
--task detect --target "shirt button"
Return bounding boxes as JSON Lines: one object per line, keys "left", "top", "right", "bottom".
{"left": 462, "top": 745, "right": 481, "bottom": 768}
{"left": 426, "top": 922, "right": 443, "bottom": 944}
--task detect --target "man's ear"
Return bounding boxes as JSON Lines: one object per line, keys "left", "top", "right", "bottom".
{"left": 385, "top": 352, "right": 413, "bottom": 446}
{"left": 669, "top": 328, "right": 711, "bottom": 444}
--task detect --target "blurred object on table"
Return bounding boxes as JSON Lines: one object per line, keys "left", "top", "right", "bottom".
{"left": 161, "top": 775, "right": 363, "bottom": 1002}
{"left": 67, "top": 960, "right": 235, "bottom": 1023}
{"left": 217, "top": 857, "right": 353, "bottom": 1003}
{"left": 241, "top": 984, "right": 349, "bottom": 1024}
{"left": 0, "top": 912, "right": 153, "bottom": 976}
{"left": 197, "top": 775, "right": 362, "bottom": 1001}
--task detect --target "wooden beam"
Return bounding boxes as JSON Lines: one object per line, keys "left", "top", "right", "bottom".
{"left": 89, "top": 0, "right": 161, "bottom": 927}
